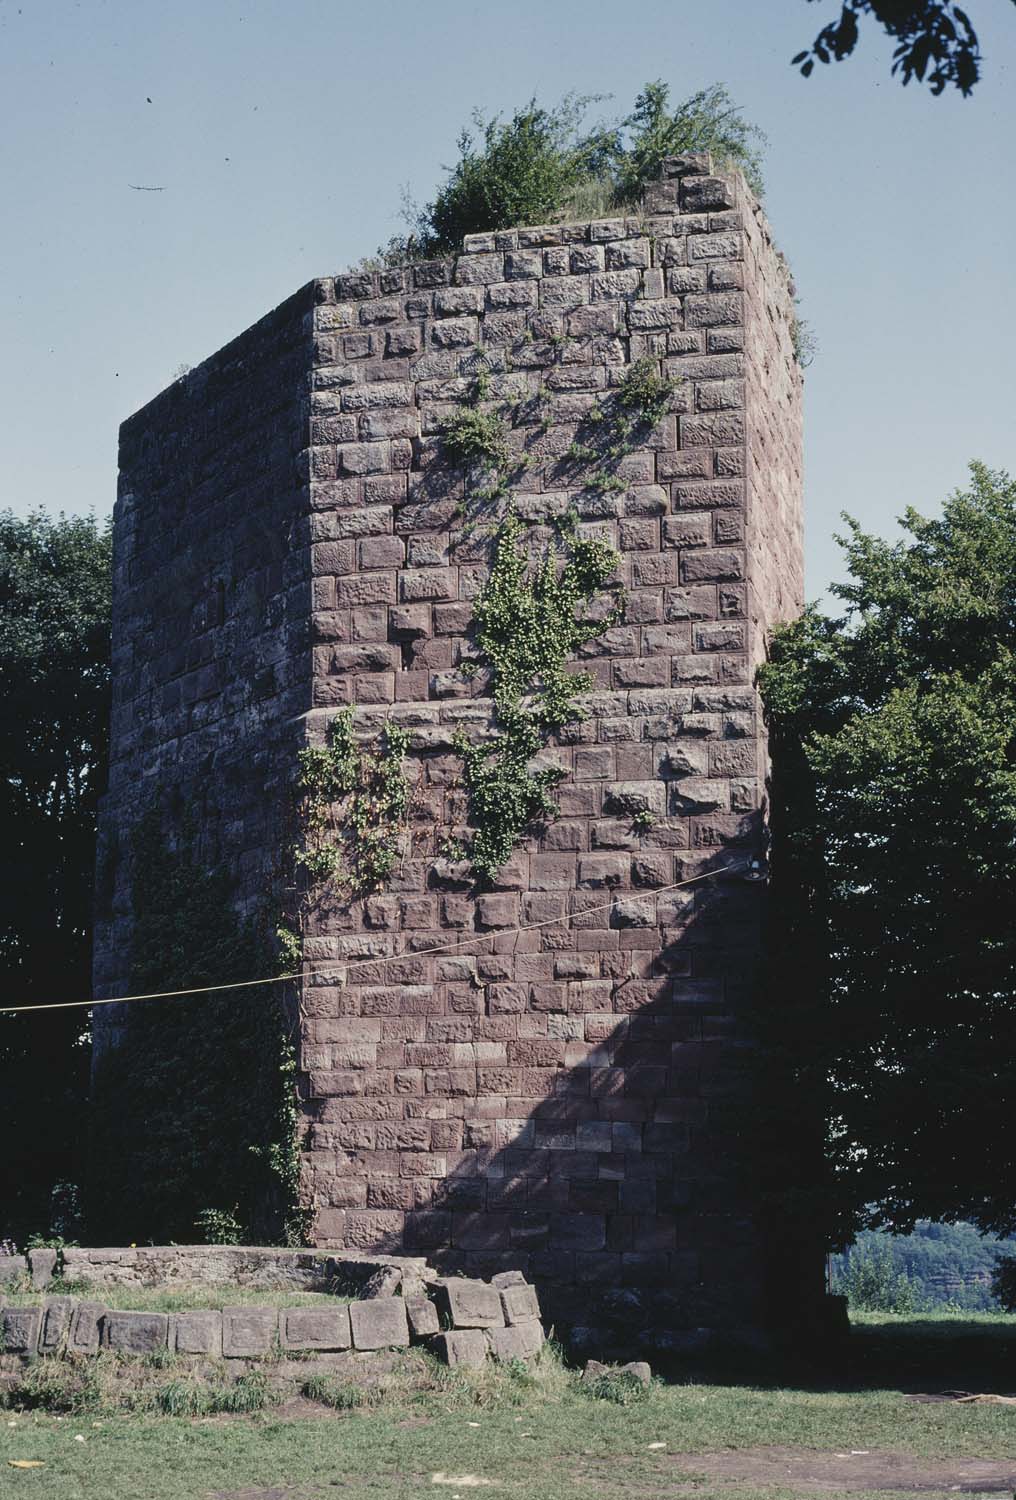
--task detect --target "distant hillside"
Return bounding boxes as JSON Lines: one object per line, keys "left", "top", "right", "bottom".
{"left": 831, "top": 1222, "right": 1016, "bottom": 1312}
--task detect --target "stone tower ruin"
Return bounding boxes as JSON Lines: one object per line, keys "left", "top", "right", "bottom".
{"left": 93, "top": 155, "right": 809, "bottom": 1345}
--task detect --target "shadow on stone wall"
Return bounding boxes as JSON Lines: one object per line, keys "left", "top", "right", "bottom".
{"left": 317, "top": 836, "right": 829, "bottom": 1359}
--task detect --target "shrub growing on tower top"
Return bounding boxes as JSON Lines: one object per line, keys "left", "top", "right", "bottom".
{"left": 611, "top": 81, "right": 766, "bottom": 201}
{"left": 415, "top": 94, "right": 615, "bottom": 256}
{"left": 384, "top": 81, "right": 767, "bottom": 259}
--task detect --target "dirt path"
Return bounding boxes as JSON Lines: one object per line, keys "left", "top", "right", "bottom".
{"left": 214, "top": 1446, "right": 1016, "bottom": 1498}
{"left": 669, "top": 1445, "right": 1016, "bottom": 1493}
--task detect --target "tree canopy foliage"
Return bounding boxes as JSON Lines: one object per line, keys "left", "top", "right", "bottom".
{"left": 391, "top": 81, "right": 765, "bottom": 257}
{"left": 759, "top": 464, "right": 1016, "bottom": 1241}
{"left": 0, "top": 509, "right": 112, "bottom": 1003}
{"left": 792, "top": 1, "right": 1012, "bottom": 96}
{"left": 0, "top": 510, "right": 112, "bottom": 1245}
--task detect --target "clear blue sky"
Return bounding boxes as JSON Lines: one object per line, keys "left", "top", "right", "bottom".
{"left": 1, "top": 0, "right": 1013, "bottom": 596}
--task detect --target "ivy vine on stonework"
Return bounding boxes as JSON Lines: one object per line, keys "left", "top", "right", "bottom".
{"left": 454, "top": 510, "right": 624, "bottom": 881}
{"left": 289, "top": 352, "right": 678, "bottom": 892}
{"left": 435, "top": 347, "right": 681, "bottom": 880}
{"left": 566, "top": 354, "right": 681, "bottom": 483}
{"left": 295, "top": 708, "right": 411, "bottom": 894}
{"left": 440, "top": 398, "right": 511, "bottom": 471}
{"left": 252, "top": 1025, "right": 309, "bottom": 1247}
{"left": 441, "top": 361, "right": 533, "bottom": 520}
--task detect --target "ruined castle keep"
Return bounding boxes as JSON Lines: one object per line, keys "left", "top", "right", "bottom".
{"left": 94, "top": 155, "right": 805, "bottom": 1338}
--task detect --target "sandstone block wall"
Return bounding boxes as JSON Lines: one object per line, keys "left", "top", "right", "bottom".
{"left": 96, "top": 154, "right": 804, "bottom": 1338}
{"left": 92, "top": 285, "right": 316, "bottom": 1053}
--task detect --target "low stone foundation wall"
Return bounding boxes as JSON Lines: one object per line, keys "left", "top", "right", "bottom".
{"left": 1, "top": 1245, "right": 418, "bottom": 1293}
{"left": 0, "top": 1247, "right": 544, "bottom": 1372}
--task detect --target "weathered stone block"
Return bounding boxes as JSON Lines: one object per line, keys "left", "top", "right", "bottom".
{"left": 39, "top": 1297, "right": 73, "bottom": 1353}
{"left": 360, "top": 1265, "right": 403, "bottom": 1298}
{"left": 172, "top": 1310, "right": 223, "bottom": 1356}
{"left": 360, "top": 536, "right": 405, "bottom": 569}
{"left": 27, "top": 1247, "right": 58, "bottom": 1287}
{"left": 680, "top": 548, "right": 745, "bottom": 583}
{"left": 487, "top": 1319, "right": 544, "bottom": 1362}
{"left": 435, "top": 1278, "right": 505, "bottom": 1330}
{"left": 222, "top": 1307, "right": 279, "bottom": 1358}
{"left": 349, "top": 1296, "right": 410, "bottom": 1350}
{"left": 490, "top": 1270, "right": 528, "bottom": 1289}
{"left": 683, "top": 292, "right": 743, "bottom": 328}
{"left": 389, "top": 604, "right": 430, "bottom": 638}
{"left": 68, "top": 1301, "right": 106, "bottom": 1353}
{"left": 103, "top": 1311, "right": 169, "bottom": 1354}
{"left": 281, "top": 1305, "right": 352, "bottom": 1351}
{"left": 680, "top": 175, "right": 735, "bottom": 212}
{"left": 431, "top": 1328, "right": 488, "bottom": 1369}
{"left": 1, "top": 1306, "right": 40, "bottom": 1354}
{"left": 405, "top": 1294, "right": 440, "bottom": 1339}
{"left": 0, "top": 1254, "right": 25, "bottom": 1285}
{"left": 602, "top": 782, "right": 666, "bottom": 817}
{"left": 504, "top": 251, "right": 541, "bottom": 280}
{"left": 453, "top": 253, "right": 504, "bottom": 286}
{"left": 669, "top": 778, "right": 727, "bottom": 813}
{"left": 499, "top": 1283, "right": 541, "bottom": 1325}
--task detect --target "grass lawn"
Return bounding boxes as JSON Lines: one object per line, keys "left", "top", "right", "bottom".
{"left": 2, "top": 1315, "right": 1015, "bottom": 1499}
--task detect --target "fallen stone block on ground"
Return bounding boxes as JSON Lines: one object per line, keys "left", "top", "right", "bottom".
{"left": 102, "top": 1311, "right": 169, "bottom": 1353}
{"left": 359, "top": 1266, "right": 403, "bottom": 1298}
{"left": 582, "top": 1357, "right": 652, "bottom": 1385}
{"left": 487, "top": 1319, "right": 544, "bottom": 1363}
{"left": 499, "top": 1282, "right": 541, "bottom": 1326}
{"left": 405, "top": 1294, "right": 440, "bottom": 1339}
{"left": 171, "top": 1309, "right": 222, "bottom": 1356}
{"left": 281, "top": 1305, "right": 351, "bottom": 1352}
{"left": 222, "top": 1306, "right": 279, "bottom": 1357}
{"left": 434, "top": 1278, "right": 505, "bottom": 1330}
{"left": 67, "top": 1301, "right": 106, "bottom": 1354}
{"left": 1, "top": 1306, "right": 41, "bottom": 1355}
{"left": 39, "top": 1297, "right": 73, "bottom": 1354}
{"left": 349, "top": 1295, "right": 409, "bottom": 1350}
{"left": 28, "top": 1248, "right": 58, "bottom": 1287}
{"left": 0, "top": 1249, "right": 549, "bottom": 1373}
{"left": 430, "top": 1328, "right": 488, "bottom": 1369}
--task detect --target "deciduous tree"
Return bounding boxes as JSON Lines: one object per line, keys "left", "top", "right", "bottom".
{"left": 759, "top": 464, "right": 1016, "bottom": 1240}
{"left": 0, "top": 510, "right": 111, "bottom": 1244}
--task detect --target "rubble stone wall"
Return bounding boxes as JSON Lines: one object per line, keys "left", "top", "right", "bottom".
{"left": 0, "top": 1250, "right": 544, "bottom": 1370}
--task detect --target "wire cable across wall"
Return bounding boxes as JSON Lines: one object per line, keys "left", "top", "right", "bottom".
{"left": 0, "top": 861, "right": 746, "bottom": 1018}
